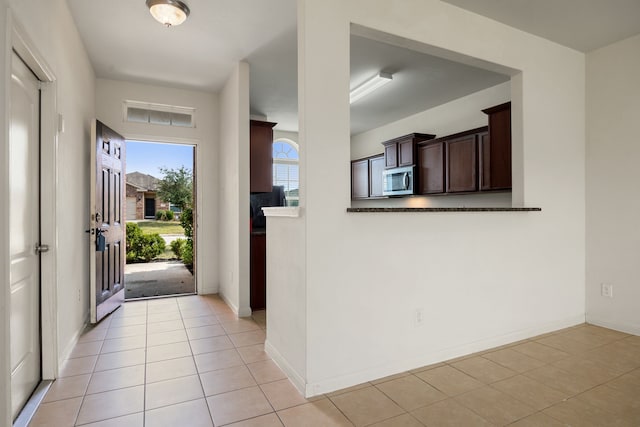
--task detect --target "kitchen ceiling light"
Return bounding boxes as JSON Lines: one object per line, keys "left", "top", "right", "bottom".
{"left": 349, "top": 72, "right": 393, "bottom": 104}
{"left": 146, "top": 0, "right": 190, "bottom": 27}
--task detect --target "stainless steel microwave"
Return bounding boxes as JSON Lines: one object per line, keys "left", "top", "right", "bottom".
{"left": 382, "top": 165, "right": 415, "bottom": 196}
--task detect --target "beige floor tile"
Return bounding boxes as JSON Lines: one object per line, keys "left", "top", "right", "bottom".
{"left": 179, "top": 307, "right": 216, "bottom": 319}
{"left": 451, "top": 356, "right": 517, "bottom": 384}
{"left": 147, "top": 311, "right": 182, "bottom": 324}
{"left": 229, "top": 330, "right": 266, "bottom": 348}
{"left": 326, "top": 382, "right": 372, "bottom": 397}
{"left": 183, "top": 315, "right": 219, "bottom": 329}
{"left": 491, "top": 374, "right": 569, "bottom": 411}
{"left": 200, "top": 364, "right": 257, "bottom": 396}
{"left": 330, "top": 386, "right": 405, "bottom": 426}
{"left": 105, "top": 324, "right": 146, "bottom": 340}
{"left": 278, "top": 398, "right": 353, "bottom": 427}
{"left": 260, "top": 378, "right": 308, "bottom": 410}
{"left": 146, "top": 319, "right": 185, "bottom": 334}
{"left": 536, "top": 334, "right": 602, "bottom": 355}
{"left": 408, "top": 362, "right": 445, "bottom": 374}
{"left": 584, "top": 324, "right": 630, "bottom": 339}
{"left": 111, "top": 303, "right": 147, "bottom": 318}
{"left": 78, "top": 325, "right": 109, "bottom": 343}
{"left": 369, "top": 413, "right": 424, "bottom": 426}
{"left": 146, "top": 355, "right": 197, "bottom": 383}
{"left": 247, "top": 359, "right": 287, "bottom": 384}
{"left": 415, "top": 365, "right": 484, "bottom": 396}
{"left": 79, "top": 412, "right": 144, "bottom": 427}
{"left": 576, "top": 384, "right": 640, "bottom": 420}
{"left": 237, "top": 343, "right": 271, "bottom": 364}
{"left": 186, "top": 324, "right": 226, "bottom": 340}
{"left": 511, "top": 341, "right": 570, "bottom": 363}
{"left": 43, "top": 374, "right": 91, "bottom": 402}
{"left": 146, "top": 341, "right": 192, "bottom": 363}
{"left": 145, "top": 398, "right": 214, "bottom": 427}
{"left": 145, "top": 374, "right": 204, "bottom": 410}
{"left": 207, "top": 386, "right": 273, "bottom": 425}
{"left": 481, "top": 348, "right": 546, "bottom": 373}
{"left": 411, "top": 399, "right": 493, "bottom": 427}
{"left": 607, "top": 369, "right": 640, "bottom": 395}
{"left": 583, "top": 345, "right": 640, "bottom": 374}
{"left": 146, "top": 329, "right": 188, "bottom": 347}
{"left": 221, "top": 318, "right": 262, "bottom": 334}
{"left": 100, "top": 335, "right": 146, "bottom": 354}
{"left": 94, "top": 348, "right": 146, "bottom": 372}
{"left": 508, "top": 412, "right": 567, "bottom": 427}
{"left": 69, "top": 341, "right": 103, "bottom": 359}
{"left": 58, "top": 355, "right": 97, "bottom": 377}
{"left": 194, "top": 348, "right": 245, "bottom": 373}
{"left": 552, "top": 355, "right": 621, "bottom": 383}
{"left": 29, "top": 397, "right": 83, "bottom": 427}
{"left": 370, "top": 372, "right": 412, "bottom": 385}
{"left": 191, "top": 335, "right": 235, "bottom": 355}
{"left": 557, "top": 328, "right": 620, "bottom": 347}
{"left": 216, "top": 312, "right": 240, "bottom": 323}
{"left": 227, "top": 413, "right": 284, "bottom": 427}
{"left": 147, "top": 302, "right": 179, "bottom": 314}
{"left": 375, "top": 375, "right": 446, "bottom": 411}
{"left": 455, "top": 386, "right": 535, "bottom": 425}
{"left": 543, "top": 397, "right": 635, "bottom": 427}
{"left": 109, "top": 314, "right": 147, "bottom": 328}
{"left": 86, "top": 364, "right": 145, "bottom": 394}
{"left": 76, "top": 385, "right": 144, "bottom": 425}
{"left": 524, "top": 365, "right": 598, "bottom": 396}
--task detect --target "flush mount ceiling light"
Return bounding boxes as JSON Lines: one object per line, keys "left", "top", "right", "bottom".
{"left": 146, "top": 0, "right": 190, "bottom": 27}
{"left": 349, "top": 72, "right": 393, "bottom": 104}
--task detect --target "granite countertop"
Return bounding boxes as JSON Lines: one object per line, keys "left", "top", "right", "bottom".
{"left": 347, "top": 207, "right": 542, "bottom": 213}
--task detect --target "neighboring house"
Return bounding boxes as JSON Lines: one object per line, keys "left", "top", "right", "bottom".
{"left": 125, "top": 172, "right": 169, "bottom": 220}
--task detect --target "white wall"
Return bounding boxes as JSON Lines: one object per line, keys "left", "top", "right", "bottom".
{"left": 95, "top": 79, "right": 219, "bottom": 295}
{"left": 351, "top": 81, "right": 511, "bottom": 208}
{"left": 271, "top": 0, "right": 586, "bottom": 396}
{"left": 586, "top": 34, "right": 640, "bottom": 334}
{"left": 218, "top": 63, "right": 252, "bottom": 316}
{"left": 5, "top": 0, "right": 96, "bottom": 368}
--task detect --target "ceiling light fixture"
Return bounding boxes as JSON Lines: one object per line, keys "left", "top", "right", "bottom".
{"left": 146, "top": 0, "right": 190, "bottom": 27}
{"left": 349, "top": 72, "right": 393, "bottom": 104}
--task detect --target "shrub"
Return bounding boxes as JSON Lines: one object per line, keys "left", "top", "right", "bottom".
{"left": 180, "top": 207, "right": 193, "bottom": 238}
{"left": 164, "top": 210, "right": 174, "bottom": 221}
{"left": 170, "top": 238, "right": 186, "bottom": 259}
{"left": 126, "top": 222, "right": 165, "bottom": 262}
{"left": 155, "top": 210, "right": 166, "bottom": 221}
{"left": 181, "top": 239, "right": 193, "bottom": 266}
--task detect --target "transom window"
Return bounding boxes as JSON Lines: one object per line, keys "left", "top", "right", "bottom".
{"left": 273, "top": 139, "right": 299, "bottom": 206}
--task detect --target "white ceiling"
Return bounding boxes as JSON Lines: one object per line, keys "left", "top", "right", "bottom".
{"left": 67, "top": 0, "right": 640, "bottom": 134}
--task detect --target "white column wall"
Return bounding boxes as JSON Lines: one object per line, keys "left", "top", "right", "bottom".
{"left": 293, "top": 0, "right": 586, "bottom": 395}
{"left": 218, "top": 62, "right": 251, "bottom": 316}
{"left": 586, "top": 34, "right": 640, "bottom": 334}
{"left": 95, "top": 79, "right": 219, "bottom": 295}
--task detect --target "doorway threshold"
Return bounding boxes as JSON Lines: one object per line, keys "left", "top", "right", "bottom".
{"left": 13, "top": 380, "right": 53, "bottom": 427}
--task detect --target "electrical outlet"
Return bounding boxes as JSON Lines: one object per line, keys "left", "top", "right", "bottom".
{"left": 414, "top": 308, "right": 424, "bottom": 327}
{"left": 601, "top": 283, "right": 613, "bottom": 298}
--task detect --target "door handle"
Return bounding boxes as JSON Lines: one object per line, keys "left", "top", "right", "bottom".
{"left": 35, "top": 244, "right": 50, "bottom": 254}
{"left": 403, "top": 173, "right": 410, "bottom": 190}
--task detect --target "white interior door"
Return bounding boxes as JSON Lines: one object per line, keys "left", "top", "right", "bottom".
{"left": 9, "top": 51, "right": 42, "bottom": 420}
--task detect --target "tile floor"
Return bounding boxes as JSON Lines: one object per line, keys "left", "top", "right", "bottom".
{"left": 29, "top": 295, "right": 640, "bottom": 426}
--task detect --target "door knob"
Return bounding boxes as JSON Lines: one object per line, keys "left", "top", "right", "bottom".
{"left": 35, "top": 244, "right": 50, "bottom": 254}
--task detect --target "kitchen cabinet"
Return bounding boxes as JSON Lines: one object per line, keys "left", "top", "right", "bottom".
{"left": 481, "top": 102, "right": 511, "bottom": 190}
{"left": 382, "top": 133, "right": 435, "bottom": 169}
{"left": 417, "top": 141, "right": 444, "bottom": 194}
{"left": 446, "top": 134, "right": 478, "bottom": 193}
{"left": 250, "top": 120, "right": 277, "bottom": 193}
{"left": 351, "top": 154, "right": 385, "bottom": 199}
{"left": 250, "top": 232, "right": 266, "bottom": 310}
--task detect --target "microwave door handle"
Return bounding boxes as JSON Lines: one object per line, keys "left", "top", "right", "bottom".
{"left": 403, "top": 173, "right": 409, "bottom": 190}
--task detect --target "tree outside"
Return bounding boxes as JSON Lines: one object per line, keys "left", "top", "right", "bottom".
{"left": 157, "top": 166, "right": 193, "bottom": 211}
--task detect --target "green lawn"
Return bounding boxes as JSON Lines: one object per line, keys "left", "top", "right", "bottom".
{"left": 135, "top": 220, "right": 185, "bottom": 235}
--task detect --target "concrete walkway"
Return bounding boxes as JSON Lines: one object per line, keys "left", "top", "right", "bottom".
{"left": 125, "top": 260, "right": 194, "bottom": 299}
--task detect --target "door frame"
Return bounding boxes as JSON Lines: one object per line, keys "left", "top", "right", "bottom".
{"left": 2, "top": 13, "right": 59, "bottom": 425}
{"left": 124, "top": 135, "right": 200, "bottom": 294}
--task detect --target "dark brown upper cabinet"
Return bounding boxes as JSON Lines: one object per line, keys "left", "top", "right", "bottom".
{"left": 481, "top": 102, "right": 511, "bottom": 191}
{"left": 351, "top": 154, "right": 385, "bottom": 200}
{"left": 250, "top": 120, "right": 276, "bottom": 193}
{"left": 417, "top": 141, "right": 445, "bottom": 194}
{"left": 446, "top": 134, "right": 478, "bottom": 193}
{"left": 382, "top": 133, "right": 435, "bottom": 169}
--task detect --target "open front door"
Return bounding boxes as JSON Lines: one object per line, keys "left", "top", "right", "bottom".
{"left": 90, "top": 120, "right": 125, "bottom": 323}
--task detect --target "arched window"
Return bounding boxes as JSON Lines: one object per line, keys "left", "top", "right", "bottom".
{"left": 273, "top": 139, "right": 299, "bottom": 206}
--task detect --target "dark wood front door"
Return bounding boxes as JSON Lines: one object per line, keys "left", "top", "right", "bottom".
{"left": 90, "top": 120, "right": 125, "bottom": 323}
{"left": 144, "top": 197, "right": 155, "bottom": 218}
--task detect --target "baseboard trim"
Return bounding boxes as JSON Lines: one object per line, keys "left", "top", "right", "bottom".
{"left": 58, "top": 312, "right": 90, "bottom": 370}
{"left": 218, "top": 292, "right": 239, "bottom": 314}
{"left": 305, "top": 314, "right": 585, "bottom": 396}
{"left": 586, "top": 316, "right": 640, "bottom": 336}
{"left": 265, "top": 340, "right": 307, "bottom": 396}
